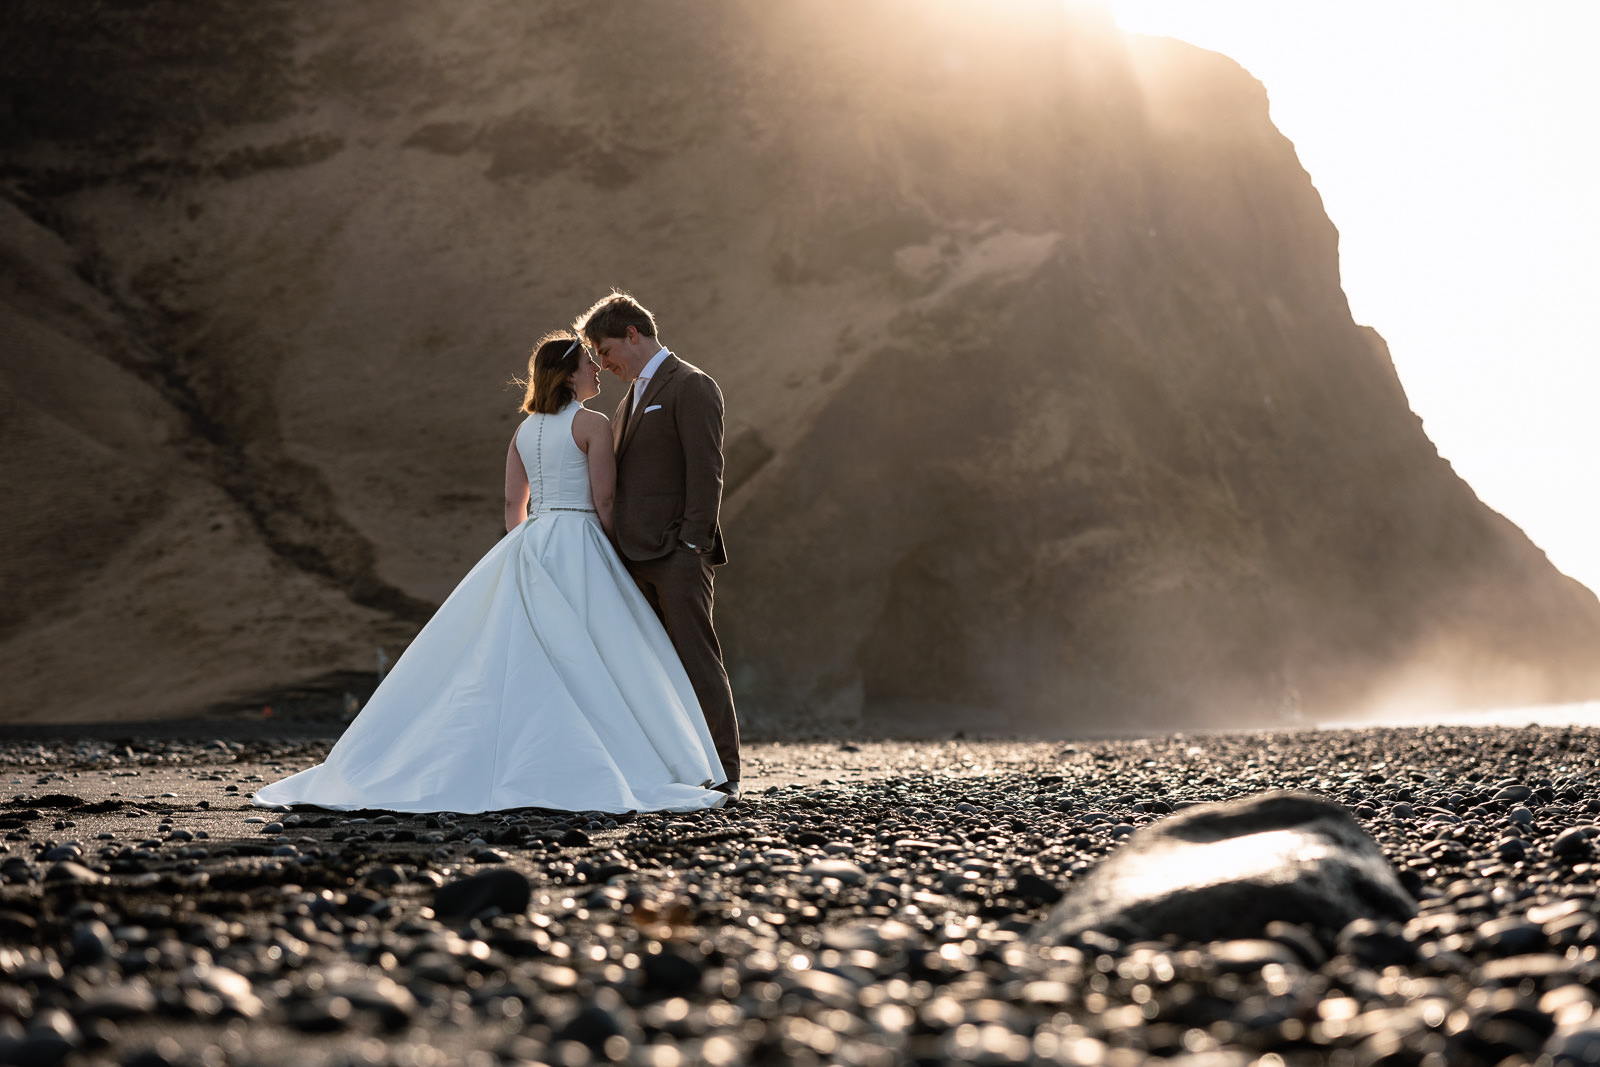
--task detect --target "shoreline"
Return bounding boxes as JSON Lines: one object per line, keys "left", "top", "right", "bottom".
{"left": 4, "top": 697, "right": 1596, "bottom": 745}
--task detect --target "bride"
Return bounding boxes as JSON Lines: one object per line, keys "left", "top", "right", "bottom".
{"left": 254, "top": 333, "right": 731, "bottom": 813}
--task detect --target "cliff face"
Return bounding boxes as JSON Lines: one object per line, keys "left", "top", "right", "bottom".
{"left": 4, "top": 0, "right": 1598, "bottom": 729}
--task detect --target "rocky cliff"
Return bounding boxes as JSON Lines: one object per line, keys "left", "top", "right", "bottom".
{"left": 4, "top": 0, "right": 1598, "bottom": 730}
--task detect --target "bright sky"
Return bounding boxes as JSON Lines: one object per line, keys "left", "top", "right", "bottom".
{"left": 1107, "top": 0, "right": 1600, "bottom": 597}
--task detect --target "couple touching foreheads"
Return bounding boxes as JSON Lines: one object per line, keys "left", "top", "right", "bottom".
{"left": 256, "top": 293, "right": 743, "bottom": 814}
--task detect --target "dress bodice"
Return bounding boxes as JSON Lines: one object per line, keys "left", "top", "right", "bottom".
{"left": 516, "top": 401, "right": 594, "bottom": 513}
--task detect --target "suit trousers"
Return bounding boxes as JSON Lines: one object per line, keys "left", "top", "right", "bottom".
{"left": 626, "top": 548, "right": 741, "bottom": 784}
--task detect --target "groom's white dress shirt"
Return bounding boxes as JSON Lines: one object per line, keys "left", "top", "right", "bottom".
{"left": 632, "top": 346, "right": 671, "bottom": 414}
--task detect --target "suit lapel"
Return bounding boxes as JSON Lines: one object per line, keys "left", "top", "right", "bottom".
{"left": 619, "top": 355, "right": 679, "bottom": 456}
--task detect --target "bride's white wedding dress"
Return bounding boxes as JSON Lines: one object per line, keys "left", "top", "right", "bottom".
{"left": 253, "top": 400, "right": 729, "bottom": 814}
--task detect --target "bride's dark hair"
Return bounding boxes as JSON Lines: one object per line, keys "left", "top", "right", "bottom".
{"left": 519, "top": 330, "right": 583, "bottom": 415}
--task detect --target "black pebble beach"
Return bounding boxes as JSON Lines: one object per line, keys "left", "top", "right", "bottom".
{"left": 4, "top": 724, "right": 1600, "bottom": 1066}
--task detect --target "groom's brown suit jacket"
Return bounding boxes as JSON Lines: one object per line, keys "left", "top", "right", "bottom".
{"left": 610, "top": 353, "right": 728, "bottom": 566}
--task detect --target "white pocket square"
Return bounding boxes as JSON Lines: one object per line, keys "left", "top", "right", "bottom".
{"left": 642, "top": 404, "right": 662, "bottom": 414}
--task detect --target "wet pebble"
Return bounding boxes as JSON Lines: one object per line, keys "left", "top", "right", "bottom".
{"left": 801, "top": 857, "right": 866, "bottom": 885}
{"left": 69, "top": 920, "right": 113, "bottom": 965}
{"left": 43, "top": 860, "right": 104, "bottom": 885}
{"left": 433, "top": 868, "right": 532, "bottom": 921}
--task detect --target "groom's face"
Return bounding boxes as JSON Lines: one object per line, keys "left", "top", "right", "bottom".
{"left": 595, "top": 326, "right": 647, "bottom": 380}
{"left": 595, "top": 335, "right": 627, "bottom": 379}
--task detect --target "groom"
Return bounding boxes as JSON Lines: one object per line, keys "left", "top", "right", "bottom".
{"left": 576, "top": 292, "right": 742, "bottom": 798}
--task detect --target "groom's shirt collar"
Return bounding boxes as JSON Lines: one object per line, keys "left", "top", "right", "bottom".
{"left": 632, "top": 346, "right": 671, "bottom": 406}
{"left": 638, "top": 345, "right": 670, "bottom": 382}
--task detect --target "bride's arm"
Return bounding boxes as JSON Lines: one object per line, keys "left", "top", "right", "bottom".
{"left": 574, "top": 410, "right": 617, "bottom": 539}
{"left": 504, "top": 431, "right": 530, "bottom": 532}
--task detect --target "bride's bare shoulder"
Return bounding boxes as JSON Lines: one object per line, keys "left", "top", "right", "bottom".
{"left": 571, "top": 407, "right": 612, "bottom": 452}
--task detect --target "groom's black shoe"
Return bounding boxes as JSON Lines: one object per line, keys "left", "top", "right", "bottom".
{"left": 713, "top": 781, "right": 741, "bottom": 805}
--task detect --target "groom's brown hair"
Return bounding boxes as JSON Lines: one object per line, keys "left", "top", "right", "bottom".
{"left": 576, "top": 291, "right": 657, "bottom": 343}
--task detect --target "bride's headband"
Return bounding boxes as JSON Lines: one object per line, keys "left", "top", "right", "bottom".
{"left": 562, "top": 338, "right": 582, "bottom": 360}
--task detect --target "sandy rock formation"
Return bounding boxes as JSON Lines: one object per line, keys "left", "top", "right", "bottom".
{"left": 3, "top": 0, "right": 1598, "bottom": 729}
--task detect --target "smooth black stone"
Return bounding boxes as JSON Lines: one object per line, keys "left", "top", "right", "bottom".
{"left": 27, "top": 1011, "right": 79, "bottom": 1046}
{"left": 0, "top": 1034, "right": 74, "bottom": 1067}
{"left": 344, "top": 888, "right": 383, "bottom": 914}
{"left": 1035, "top": 791, "right": 1416, "bottom": 948}
{"left": 1553, "top": 826, "right": 1596, "bottom": 858}
{"left": 1452, "top": 1007, "right": 1554, "bottom": 1063}
{"left": 560, "top": 828, "right": 591, "bottom": 847}
{"left": 326, "top": 977, "right": 416, "bottom": 1030}
{"left": 361, "top": 865, "right": 406, "bottom": 888}
{"left": 70, "top": 921, "right": 113, "bottom": 965}
{"left": 1011, "top": 870, "right": 1062, "bottom": 908}
{"left": 555, "top": 1004, "right": 628, "bottom": 1051}
{"left": 1542, "top": 912, "right": 1598, "bottom": 950}
{"left": 642, "top": 944, "right": 704, "bottom": 994}
{"left": 1337, "top": 918, "right": 1416, "bottom": 968}
{"left": 43, "top": 861, "right": 103, "bottom": 884}
{"left": 74, "top": 985, "right": 159, "bottom": 1020}
{"left": 76, "top": 1018, "right": 117, "bottom": 1051}
{"left": 0, "top": 909, "right": 38, "bottom": 936}
{"left": 287, "top": 996, "right": 352, "bottom": 1033}
{"left": 1480, "top": 918, "right": 1548, "bottom": 957}
{"left": 803, "top": 858, "right": 866, "bottom": 886}
{"left": 187, "top": 966, "right": 265, "bottom": 1018}
{"left": 433, "top": 868, "right": 532, "bottom": 922}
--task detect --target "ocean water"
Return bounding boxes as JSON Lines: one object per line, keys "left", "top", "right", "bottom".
{"left": 1318, "top": 700, "right": 1600, "bottom": 731}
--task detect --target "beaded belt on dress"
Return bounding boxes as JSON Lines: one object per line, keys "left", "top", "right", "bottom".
{"left": 532, "top": 507, "right": 596, "bottom": 514}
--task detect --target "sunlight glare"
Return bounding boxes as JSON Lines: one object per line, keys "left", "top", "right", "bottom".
{"left": 1105, "top": 1, "right": 1600, "bottom": 597}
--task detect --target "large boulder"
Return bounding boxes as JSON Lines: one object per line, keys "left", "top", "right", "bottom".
{"left": 1035, "top": 791, "right": 1416, "bottom": 948}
